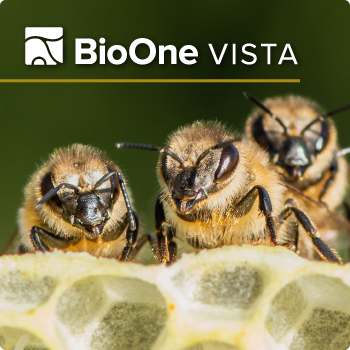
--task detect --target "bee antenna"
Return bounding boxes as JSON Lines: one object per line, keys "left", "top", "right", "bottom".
{"left": 244, "top": 92, "right": 288, "bottom": 134}
{"left": 301, "top": 104, "right": 350, "bottom": 135}
{"left": 326, "top": 104, "right": 350, "bottom": 117}
{"left": 116, "top": 142, "right": 184, "bottom": 166}
{"left": 337, "top": 147, "right": 350, "bottom": 158}
{"left": 94, "top": 170, "right": 117, "bottom": 190}
{"left": 195, "top": 138, "right": 239, "bottom": 166}
{"left": 36, "top": 183, "right": 81, "bottom": 208}
{"left": 116, "top": 169, "right": 136, "bottom": 231}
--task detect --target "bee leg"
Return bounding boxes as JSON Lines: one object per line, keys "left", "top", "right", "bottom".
{"left": 154, "top": 195, "right": 177, "bottom": 264}
{"left": 117, "top": 168, "right": 139, "bottom": 261}
{"left": 119, "top": 212, "right": 139, "bottom": 262}
{"left": 155, "top": 195, "right": 169, "bottom": 263}
{"left": 131, "top": 234, "right": 155, "bottom": 258}
{"left": 167, "top": 227, "right": 177, "bottom": 265}
{"left": 277, "top": 207, "right": 300, "bottom": 252}
{"left": 29, "top": 226, "right": 71, "bottom": 252}
{"left": 236, "top": 185, "right": 278, "bottom": 246}
{"left": 318, "top": 158, "right": 338, "bottom": 203}
{"left": 133, "top": 233, "right": 168, "bottom": 264}
{"left": 278, "top": 198, "right": 300, "bottom": 252}
{"left": 291, "top": 223, "right": 300, "bottom": 253}
{"left": 118, "top": 198, "right": 177, "bottom": 264}
{"left": 30, "top": 227, "right": 50, "bottom": 252}
{"left": 281, "top": 207, "right": 341, "bottom": 263}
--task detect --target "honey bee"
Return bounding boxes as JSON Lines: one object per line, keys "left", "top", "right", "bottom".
{"left": 6, "top": 144, "right": 138, "bottom": 260}
{"left": 244, "top": 92, "right": 350, "bottom": 258}
{"left": 116, "top": 121, "right": 340, "bottom": 264}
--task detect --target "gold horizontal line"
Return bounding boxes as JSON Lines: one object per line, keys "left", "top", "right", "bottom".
{"left": 0, "top": 79, "right": 300, "bottom": 83}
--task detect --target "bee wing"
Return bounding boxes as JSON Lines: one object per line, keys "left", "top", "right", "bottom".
{"left": 1, "top": 227, "right": 23, "bottom": 255}
{"left": 283, "top": 182, "right": 350, "bottom": 234}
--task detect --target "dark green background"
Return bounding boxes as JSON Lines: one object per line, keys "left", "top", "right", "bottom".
{"left": 0, "top": 0, "right": 349, "bottom": 249}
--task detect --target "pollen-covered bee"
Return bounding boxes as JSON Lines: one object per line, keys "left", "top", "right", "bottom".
{"left": 116, "top": 121, "right": 340, "bottom": 264}
{"left": 6, "top": 144, "right": 138, "bottom": 260}
{"left": 244, "top": 93, "right": 350, "bottom": 258}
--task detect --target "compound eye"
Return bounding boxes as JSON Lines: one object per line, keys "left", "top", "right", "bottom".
{"left": 107, "top": 165, "right": 120, "bottom": 202}
{"left": 40, "top": 172, "right": 63, "bottom": 208}
{"left": 214, "top": 144, "right": 239, "bottom": 182}
{"left": 315, "top": 120, "right": 329, "bottom": 153}
{"left": 251, "top": 115, "right": 274, "bottom": 152}
{"left": 161, "top": 154, "right": 169, "bottom": 183}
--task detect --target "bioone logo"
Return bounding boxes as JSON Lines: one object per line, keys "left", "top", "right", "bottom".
{"left": 25, "top": 27, "right": 63, "bottom": 65}
{"left": 24, "top": 28, "right": 298, "bottom": 67}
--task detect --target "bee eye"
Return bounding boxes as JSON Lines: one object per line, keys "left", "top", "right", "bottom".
{"left": 215, "top": 144, "right": 239, "bottom": 181}
{"left": 40, "top": 172, "right": 63, "bottom": 208}
{"left": 315, "top": 121, "right": 329, "bottom": 153}
{"left": 161, "top": 155, "right": 169, "bottom": 183}
{"left": 251, "top": 115, "right": 274, "bottom": 152}
{"left": 107, "top": 165, "right": 120, "bottom": 202}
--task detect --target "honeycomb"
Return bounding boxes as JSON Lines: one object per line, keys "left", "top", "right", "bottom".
{"left": 0, "top": 246, "right": 350, "bottom": 350}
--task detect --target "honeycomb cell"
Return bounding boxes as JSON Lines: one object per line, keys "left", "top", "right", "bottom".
{"left": 0, "top": 271, "right": 55, "bottom": 312}
{"left": 0, "top": 328, "right": 49, "bottom": 350}
{"left": 183, "top": 341, "right": 239, "bottom": 350}
{"left": 290, "top": 308, "right": 350, "bottom": 350}
{"left": 89, "top": 276, "right": 167, "bottom": 350}
{"left": 267, "top": 274, "right": 350, "bottom": 350}
{"left": 56, "top": 277, "right": 107, "bottom": 334}
{"left": 55, "top": 275, "right": 168, "bottom": 350}
{"left": 90, "top": 301, "right": 167, "bottom": 350}
{"left": 266, "top": 281, "right": 307, "bottom": 342}
{"left": 194, "top": 265, "right": 264, "bottom": 309}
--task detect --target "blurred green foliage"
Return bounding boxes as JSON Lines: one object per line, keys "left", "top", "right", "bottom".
{"left": 0, "top": 0, "right": 350, "bottom": 250}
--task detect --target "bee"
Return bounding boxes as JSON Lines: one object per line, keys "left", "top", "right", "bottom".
{"left": 244, "top": 92, "right": 350, "bottom": 258}
{"left": 6, "top": 144, "right": 138, "bottom": 260}
{"left": 116, "top": 121, "right": 340, "bottom": 264}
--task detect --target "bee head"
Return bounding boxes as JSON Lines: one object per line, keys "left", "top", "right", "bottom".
{"left": 37, "top": 166, "right": 119, "bottom": 240}
{"left": 116, "top": 124, "right": 240, "bottom": 214}
{"left": 160, "top": 139, "right": 239, "bottom": 213}
{"left": 244, "top": 92, "right": 350, "bottom": 181}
